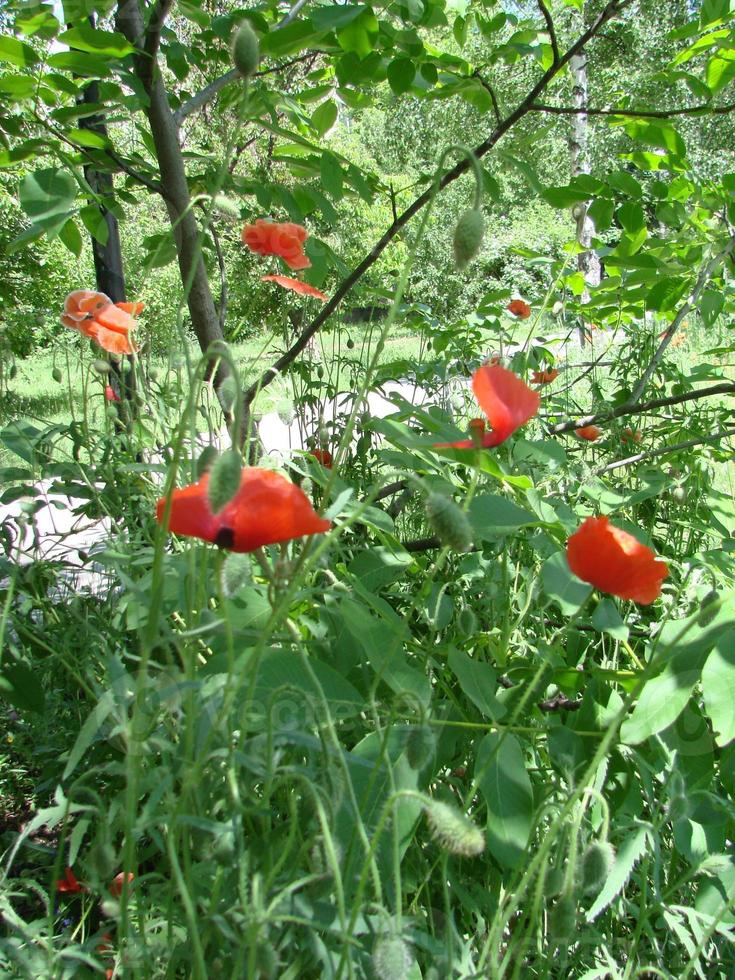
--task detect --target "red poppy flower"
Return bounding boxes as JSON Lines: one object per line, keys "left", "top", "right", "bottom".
{"left": 531, "top": 369, "right": 559, "bottom": 385}
{"left": 575, "top": 425, "right": 602, "bottom": 441}
{"left": 56, "top": 867, "right": 84, "bottom": 893}
{"left": 109, "top": 872, "right": 134, "bottom": 898}
{"left": 104, "top": 384, "right": 120, "bottom": 403}
{"left": 507, "top": 299, "right": 531, "bottom": 319}
{"left": 61, "top": 290, "right": 142, "bottom": 356}
{"left": 434, "top": 364, "right": 540, "bottom": 450}
{"left": 310, "top": 448, "right": 333, "bottom": 468}
{"left": 156, "top": 467, "right": 331, "bottom": 552}
{"left": 242, "top": 219, "right": 310, "bottom": 271}
{"left": 566, "top": 516, "right": 668, "bottom": 604}
{"left": 262, "top": 275, "right": 327, "bottom": 301}
{"left": 621, "top": 426, "right": 642, "bottom": 444}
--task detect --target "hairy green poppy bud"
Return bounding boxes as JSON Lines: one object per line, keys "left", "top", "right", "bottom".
{"left": 105, "top": 406, "right": 118, "bottom": 422}
{"left": 453, "top": 208, "right": 484, "bottom": 269}
{"left": 92, "top": 358, "right": 110, "bottom": 375}
{"left": 373, "top": 933, "right": 411, "bottom": 980}
{"left": 580, "top": 841, "right": 615, "bottom": 896}
{"left": 196, "top": 444, "right": 219, "bottom": 478}
{"left": 406, "top": 724, "right": 436, "bottom": 771}
{"left": 346, "top": 337, "right": 354, "bottom": 349}
{"left": 221, "top": 552, "right": 252, "bottom": 597}
{"left": 52, "top": 367, "right": 63, "bottom": 383}
{"left": 426, "top": 493, "right": 473, "bottom": 553}
{"left": 549, "top": 895, "right": 576, "bottom": 945}
{"left": 218, "top": 375, "right": 238, "bottom": 413}
{"left": 424, "top": 800, "right": 485, "bottom": 856}
{"left": 457, "top": 606, "right": 477, "bottom": 635}
{"left": 208, "top": 449, "right": 242, "bottom": 513}
{"left": 231, "top": 21, "right": 259, "bottom": 78}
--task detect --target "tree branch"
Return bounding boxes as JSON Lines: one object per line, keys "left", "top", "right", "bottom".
{"left": 549, "top": 381, "right": 735, "bottom": 436}
{"left": 530, "top": 100, "right": 735, "bottom": 118}
{"left": 242, "top": 0, "right": 632, "bottom": 414}
{"left": 536, "top": 0, "right": 560, "bottom": 66}
{"left": 598, "top": 427, "right": 735, "bottom": 474}
{"left": 472, "top": 70, "right": 502, "bottom": 125}
{"left": 629, "top": 234, "right": 735, "bottom": 404}
{"left": 144, "top": 0, "right": 173, "bottom": 62}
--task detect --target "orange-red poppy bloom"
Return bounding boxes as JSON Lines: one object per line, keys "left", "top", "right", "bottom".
{"left": 104, "top": 384, "right": 120, "bottom": 403}
{"left": 566, "top": 515, "right": 668, "bottom": 604}
{"left": 262, "top": 275, "right": 327, "bottom": 300}
{"left": 56, "top": 867, "right": 84, "bottom": 893}
{"left": 242, "top": 219, "right": 310, "bottom": 271}
{"left": 507, "top": 299, "right": 531, "bottom": 319}
{"left": 621, "top": 426, "right": 642, "bottom": 444}
{"left": 109, "top": 872, "right": 134, "bottom": 898}
{"left": 61, "top": 291, "right": 142, "bottom": 356}
{"left": 310, "top": 448, "right": 333, "bottom": 468}
{"left": 156, "top": 467, "right": 331, "bottom": 552}
{"left": 532, "top": 369, "right": 559, "bottom": 385}
{"left": 575, "top": 425, "right": 602, "bottom": 441}
{"left": 434, "top": 364, "right": 540, "bottom": 450}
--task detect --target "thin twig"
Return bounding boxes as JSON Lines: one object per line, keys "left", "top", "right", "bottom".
{"left": 210, "top": 221, "right": 228, "bottom": 331}
{"left": 242, "top": 0, "right": 632, "bottom": 413}
{"left": 144, "top": 0, "right": 173, "bottom": 62}
{"left": 629, "top": 234, "right": 735, "bottom": 404}
{"left": 549, "top": 381, "right": 735, "bottom": 435}
{"left": 536, "top": 0, "right": 560, "bottom": 65}
{"left": 472, "top": 71, "right": 502, "bottom": 125}
{"left": 598, "top": 428, "right": 735, "bottom": 474}
{"left": 530, "top": 100, "right": 735, "bottom": 118}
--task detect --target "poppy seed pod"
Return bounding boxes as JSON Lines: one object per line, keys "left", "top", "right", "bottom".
{"left": 231, "top": 21, "right": 259, "bottom": 77}
{"left": 196, "top": 445, "right": 219, "bottom": 478}
{"left": 373, "top": 934, "right": 412, "bottom": 980}
{"left": 406, "top": 724, "right": 436, "bottom": 771}
{"left": 52, "top": 367, "right": 63, "bottom": 383}
{"left": 207, "top": 449, "right": 242, "bottom": 513}
{"left": 457, "top": 606, "right": 477, "bottom": 635}
{"left": 426, "top": 493, "right": 473, "bottom": 553}
{"left": 581, "top": 841, "right": 615, "bottom": 896}
{"left": 92, "top": 359, "right": 111, "bottom": 375}
{"left": 424, "top": 800, "right": 485, "bottom": 856}
{"left": 452, "top": 208, "right": 484, "bottom": 269}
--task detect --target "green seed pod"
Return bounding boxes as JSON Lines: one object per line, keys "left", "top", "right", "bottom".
{"left": 52, "top": 367, "right": 63, "bottom": 383}
{"left": 426, "top": 493, "right": 473, "bottom": 553}
{"left": 457, "top": 606, "right": 477, "bottom": 635}
{"left": 9, "top": 364, "right": 17, "bottom": 379}
{"left": 92, "top": 358, "right": 111, "bottom": 375}
{"left": 373, "top": 934, "right": 411, "bottom": 980}
{"left": 549, "top": 895, "right": 576, "bottom": 945}
{"left": 346, "top": 337, "right": 355, "bottom": 350}
{"left": 221, "top": 552, "right": 252, "bottom": 597}
{"left": 105, "top": 406, "right": 119, "bottom": 422}
{"left": 318, "top": 425, "right": 329, "bottom": 448}
{"left": 231, "top": 21, "right": 260, "bottom": 78}
{"left": 406, "top": 724, "right": 436, "bottom": 771}
{"left": 196, "top": 445, "right": 219, "bottom": 478}
{"left": 208, "top": 449, "right": 242, "bottom": 513}
{"left": 317, "top": 365, "right": 325, "bottom": 379}
{"left": 148, "top": 367, "right": 158, "bottom": 381}
{"left": 543, "top": 865, "right": 565, "bottom": 898}
{"left": 453, "top": 208, "right": 484, "bottom": 269}
{"left": 424, "top": 800, "right": 485, "bottom": 856}
{"left": 580, "top": 841, "right": 615, "bottom": 896}
{"left": 218, "top": 375, "right": 239, "bottom": 413}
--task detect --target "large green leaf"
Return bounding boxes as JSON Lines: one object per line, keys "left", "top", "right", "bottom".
{"left": 541, "top": 551, "right": 592, "bottom": 616}
{"left": 19, "top": 167, "right": 77, "bottom": 221}
{"left": 448, "top": 648, "right": 505, "bottom": 720}
{"left": 702, "top": 633, "right": 735, "bottom": 746}
{"left": 58, "top": 24, "right": 135, "bottom": 57}
{"left": 0, "top": 35, "right": 39, "bottom": 67}
{"left": 0, "top": 662, "right": 45, "bottom": 713}
{"left": 475, "top": 733, "right": 533, "bottom": 869}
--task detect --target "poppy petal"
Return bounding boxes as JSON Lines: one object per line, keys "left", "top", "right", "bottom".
{"left": 262, "top": 275, "right": 328, "bottom": 300}
{"left": 566, "top": 516, "right": 668, "bottom": 604}
{"left": 116, "top": 301, "right": 145, "bottom": 315}
{"left": 575, "top": 425, "right": 602, "bottom": 441}
{"left": 94, "top": 303, "right": 136, "bottom": 335}
{"left": 156, "top": 477, "right": 220, "bottom": 544}
{"left": 93, "top": 325, "right": 138, "bottom": 355}
{"left": 472, "top": 365, "right": 540, "bottom": 445}
{"left": 507, "top": 299, "right": 531, "bottom": 319}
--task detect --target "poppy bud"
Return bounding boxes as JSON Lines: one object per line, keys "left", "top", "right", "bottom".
{"left": 426, "top": 493, "right": 473, "bottom": 553}
{"left": 457, "top": 606, "right": 477, "bottom": 635}
{"left": 231, "top": 20, "right": 259, "bottom": 78}
{"left": 580, "top": 841, "right": 615, "bottom": 896}
{"left": 543, "top": 865, "right": 564, "bottom": 898}
{"left": 217, "top": 375, "right": 239, "bottom": 413}
{"left": 373, "top": 934, "right": 411, "bottom": 980}
{"left": 406, "top": 724, "right": 436, "bottom": 771}
{"left": 221, "top": 552, "right": 252, "bottom": 597}
{"left": 452, "top": 208, "right": 484, "bottom": 270}
{"left": 346, "top": 338, "right": 354, "bottom": 349}
{"left": 92, "top": 359, "right": 110, "bottom": 375}
{"left": 424, "top": 800, "right": 485, "bottom": 856}
{"left": 549, "top": 895, "right": 576, "bottom": 944}
{"left": 552, "top": 301, "right": 564, "bottom": 316}
{"left": 52, "top": 367, "right": 63, "bottom": 383}
{"left": 196, "top": 445, "right": 219, "bottom": 478}
{"left": 208, "top": 449, "right": 242, "bottom": 513}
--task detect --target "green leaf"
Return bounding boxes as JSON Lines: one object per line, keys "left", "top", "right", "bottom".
{"left": 19, "top": 167, "right": 77, "bottom": 221}
{"left": 63, "top": 691, "right": 116, "bottom": 779}
{"left": 475, "top": 733, "right": 533, "bottom": 869}
{"left": 337, "top": 7, "right": 379, "bottom": 57}
{"left": 591, "top": 599, "right": 629, "bottom": 641}
{"left": 47, "top": 50, "right": 112, "bottom": 76}
{"left": 0, "top": 74, "right": 36, "bottom": 98}
{"left": 543, "top": 184, "right": 590, "bottom": 209}
{"left": 58, "top": 24, "right": 135, "bottom": 57}
{"left": 702, "top": 634, "right": 735, "bottom": 746}
{"left": 0, "top": 35, "right": 40, "bottom": 67}
{"left": 469, "top": 494, "right": 538, "bottom": 538}
{"left": 587, "top": 197, "right": 614, "bottom": 232}
{"left": 59, "top": 218, "right": 82, "bottom": 257}
{"left": 700, "top": 289, "right": 725, "bottom": 327}
{"left": 586, "top": 824, "right": 650, "bottom": 921}
{"left": 387, "top": 57, "right": 415, "bottom": 94}
{"left": 260, "top": 20, "right": 321, "bottom": 58}
{"left": 311, "top": 100, "right": 338, "bottom": 137}
{"left": 347, "top": 547, "right": 413, "bottom": 591}
{"left": 617, "top": 201, "right": 646, "bottom": 233}
{"left": 541, "top": 551, "right": 592, "bottom": 616}
{"left": 67, "top": 127, "right": 110, "bottom": 149}
{"left": 0, "top": 661, "right": 45, "bottom": 712}
{"left": 79, "top": 205, "right": 109, "bottom": 246}
{"left": 448, "top": 648, "right": 505, "bottom": 720}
